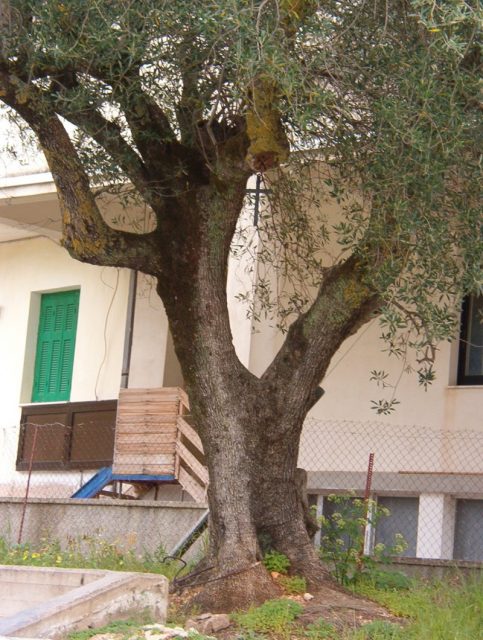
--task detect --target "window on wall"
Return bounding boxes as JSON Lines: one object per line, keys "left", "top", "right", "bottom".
{"left": 31, "top": 290, "right": 80, "bottom": 402}
{"left": 374, "top": 496, "right": 419, "bottom": 557}
{"left": 16, "top": 401, "right": 117, "bottom": 470}
{"left": 453, "top": 499, "right": 483, "bottom": 562}
{"left": 457, "top": 293, "right": 483, "bottom": 385}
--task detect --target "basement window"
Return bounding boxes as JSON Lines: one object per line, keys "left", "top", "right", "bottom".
{"left": 374, "top": 496, "right": 419, "bottom": 558}
{"left": 453, "top": 499, "right": 483, "bottom": 562}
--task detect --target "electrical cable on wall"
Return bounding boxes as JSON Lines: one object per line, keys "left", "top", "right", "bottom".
{"left": 94, "top": 268, "right": 120, "bottom": 400}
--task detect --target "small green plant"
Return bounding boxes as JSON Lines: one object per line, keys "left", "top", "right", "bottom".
{"left": 319, "top": 494, "right": 407, "bottom": 585}
{"left": 303, "top": 618, "right": 339, "bottom": 639}
{"left": 68, "top": 620, "right": 212, "bottom": 640}
{"left": 262, "top": 549, "right": 290, "bottom": 574}
{"left": 352, "top": 620, "right": 402, "bottom": 639}
{"left": 279, "top": 574, "right": 307, "bottom": 594}
{"left": 233, "top": 598, "right": 303, "bottom": 637}
{"left": 68, "top": 619, "right": 150, "bottom": 640}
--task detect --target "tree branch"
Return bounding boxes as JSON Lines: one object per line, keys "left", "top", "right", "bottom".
{"left": 262, "top": 255, "right": 380, "bottom": 412}
{"left": 50, "top": 83, "right": 164, "bottom": 211}
{"left": 0, "top": 69, "right": 159, "bottom": 273}
{"left": 78, "top": 62, "right": 180, "bottom": 167}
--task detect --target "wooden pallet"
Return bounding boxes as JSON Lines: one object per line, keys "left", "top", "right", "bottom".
{"left": 112, "top": 387, "right": 208, "bottom": 502}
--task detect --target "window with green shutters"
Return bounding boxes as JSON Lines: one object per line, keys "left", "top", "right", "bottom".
{"left": 32, "top": 290, "right": 80, "bottom": 402}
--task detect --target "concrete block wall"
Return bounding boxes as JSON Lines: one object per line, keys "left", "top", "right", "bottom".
{"left": 0, "top": 498, "right": 207, "bottom": 555}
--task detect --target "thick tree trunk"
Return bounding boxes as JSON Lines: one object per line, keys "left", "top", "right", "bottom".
{"left": 154, "top": 177, "right": 342, "bottom": 608}
{"left": 251, "top": 429, "right": 324, "bottom": 583}
{"left": 176, "top": 381, "right": 327, "bottom": 609}
{"left": 186, "top": 405, "right": 281, "bottom": 609}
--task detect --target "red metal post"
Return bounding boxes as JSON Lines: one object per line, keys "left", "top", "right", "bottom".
{"left": 357, "top": 452, "right": 375, "bottom": 567}
{"left": 364, "top": 452, "right": 375, "bottom": 500}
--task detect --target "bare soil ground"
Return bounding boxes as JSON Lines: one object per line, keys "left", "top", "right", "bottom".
{"left": 169, "top": 578, "right": 404, "bottom": 638}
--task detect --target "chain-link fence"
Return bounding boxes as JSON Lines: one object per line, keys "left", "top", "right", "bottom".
{"left": 300, "top": 418, "right": 483, "bottom": 564}
{"left": 1, "top": 414, "right": 482, "bottom": 564}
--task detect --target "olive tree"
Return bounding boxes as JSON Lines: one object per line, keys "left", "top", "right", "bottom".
{"left": 0, "top": 0, "right": 480, "bottom": 607}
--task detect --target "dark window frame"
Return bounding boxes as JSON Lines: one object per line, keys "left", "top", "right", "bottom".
{"left": 16, "top": 400, "right": 117, "bottom": 471}
{"left": 457, "top": 294, "right": 483, "bottom": 385}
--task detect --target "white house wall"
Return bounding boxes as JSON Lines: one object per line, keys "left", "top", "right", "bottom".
{"left": 0, "top": 236, "right": 130, "bottom": 411}
{"left": 233, "top": 169, "right": 483, "bottom": 434}
{"left": 230, "top": 170, "right": 483, "bottom": 485}
{"left": 246, "top": 286, "right": 483, "bottom": 475}
{"left": 128, "top": 273, "right": 172, "bottom": 388}
{"left": 0, "top": 236, "right": 131, "bottom": 494}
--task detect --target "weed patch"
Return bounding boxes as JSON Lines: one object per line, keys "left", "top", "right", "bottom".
{"left": 233, "top": 598, "right": 303, "bottom": 638}
{"left": 302, "top": 618, "right": 339, "bottom": 638}
{"left": 68, "top": 619, "right": 150, "bottom": 640}
{"left": 352, "top": 620, "right": 402, "bottom": 639}
{"left": 279, "top": 574, "right": 307, "bottom": 594}
{"left": 318, "top": 494, "right": 407, "bottom": 586}
{"left": 354, "top": 574, "right": 482, "bottom": 640}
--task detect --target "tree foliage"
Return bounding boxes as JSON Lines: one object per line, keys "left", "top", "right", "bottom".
{"left": 1, "top": 1, "right": 479, "bottom": 366}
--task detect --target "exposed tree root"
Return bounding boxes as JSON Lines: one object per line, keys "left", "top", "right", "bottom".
{"left": 173, "top": 562, "right": 282, "bottom": 612}
{"left": 172, "top": 564, "right": 403, "bottom": 632}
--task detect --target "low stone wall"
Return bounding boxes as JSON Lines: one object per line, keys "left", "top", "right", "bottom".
{"left": 379, "top": 556, "right": 482, "bottom": 581}
{"left": 0, "top": 498, "right": 208, "bottom": 555}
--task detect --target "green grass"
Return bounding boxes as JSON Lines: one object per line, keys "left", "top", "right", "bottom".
{"left": 1, "top": 536, "right": 480, "bottom": 640}
{"left": 302, "top": 618, "right": 340, "bottom": 639}
{"left": 352, "top": 574, "right": 483, "bottom": 640}
{"left": 63, "top": 578, "right": 482, "bottom": 640}
{"left": 68, "top": 620, "right": 214, "bottom": 640}
{"left": 349, "top": 621, "right": 403, "bottom": 639}
{"left": 279, "top": 574, "right": 307, "bottom": 594}
{"left": 68, "top": 619, "right": 151, "bottom": 640}
{"left": 399, "top": 577, "right": 482, "bottom": 640}
{"left": 0, "top": 535, "right": 185, "bottom": 579}
{"left": 353, "top": 577, "right": 431, "bottom": 619}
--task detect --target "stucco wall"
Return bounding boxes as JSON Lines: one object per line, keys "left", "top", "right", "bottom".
{"left": 128, "top": 274, "right": 171, "bottom": 388}
{"left": 305, "top": 320, "right": 483, "bottom": 433}
{"left": 244, "top": 293, "right": 482, "bottom": 437}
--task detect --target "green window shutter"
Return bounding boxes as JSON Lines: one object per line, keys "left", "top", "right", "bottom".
{"left": 32, "top": 290, "right": 80, "bottom": 402}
